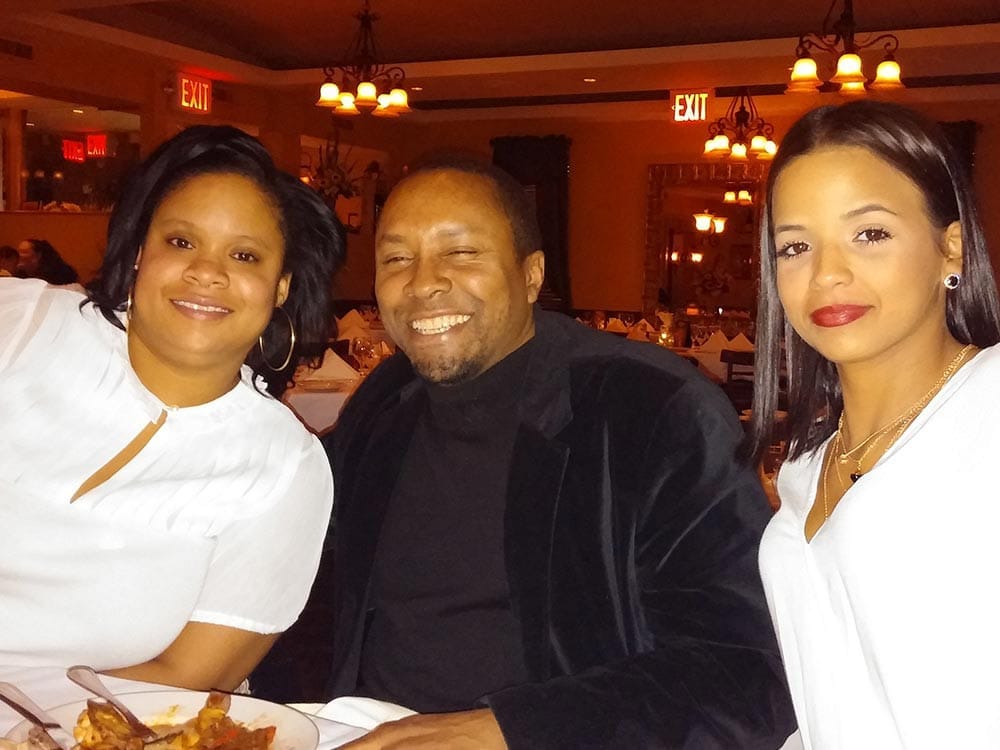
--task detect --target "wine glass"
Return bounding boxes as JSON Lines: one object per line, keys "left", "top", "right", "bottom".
{"left": 350, "top": 337, "right": 378, "bottom": 374}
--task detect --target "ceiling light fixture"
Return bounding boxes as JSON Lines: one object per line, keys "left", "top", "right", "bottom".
{"left": 316, "top": 0, "right": 411, "bottom": 117}
{"left": 703, "top": 89, "right": 777, "bottom": 161}
{"left": 787, "top": 0, "right": 903, "bottom": 95}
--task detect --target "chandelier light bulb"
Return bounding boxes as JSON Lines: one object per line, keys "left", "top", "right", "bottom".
{"left": 690, "top": 252, "right": 704, "bottom": 264}
{"left": 787, "top": 56, "right": 823, "bottom": 93}
{"left": 737, "top": 189, "right": 753, "bottom": 205}
{"left": 372, "top": 93, "right": 399, "bottom": 117}
{"left": 712, "top": 216, "right": 727, "bottom": 234}
{"left": 388, "top": 88, "right": 411, "bottom": 111}
{"left": 356, "top": 81, "right": 378, "bottom": 105}
{"left": 729, "top": 142, "right": 748, "bottom": 160}
{"left": 839, "top": 80, "right": 868, "bottom": 96}
{"left": 750, "top": 134, "right": 768, "bottom": 153}
{"left": 693, "top": 211, "right": 714, "bottom": 232}
{"left": 704, "top": 138, "right": 717, "bottom": 156}
{"left": 336, "top": 92, "right": 360, "bottom": 116}
{"left": 723, "top": 190, "right": 737, "bottom": 203}
{"left": 832, "top": 53, "right": 866, "bottom": 85}
{"left": 317, "top": 80, "right": 341, "bottom": 107}
{"left": 871, "top": 57, "right": 903, "bottom": 90}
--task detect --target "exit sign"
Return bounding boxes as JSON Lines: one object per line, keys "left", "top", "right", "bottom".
{"left": 672, "top": 91, "right": 709, "bottom": 122}
{"left": 175, "top": 72, "right": 213, "bottom": 114}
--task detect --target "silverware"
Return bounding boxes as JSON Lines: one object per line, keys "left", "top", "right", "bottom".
{"left": 0, "top": 681, "right": 73, "bottom": 749}
{"left": 65, "top": 665, "right": 157, "bottom": 740}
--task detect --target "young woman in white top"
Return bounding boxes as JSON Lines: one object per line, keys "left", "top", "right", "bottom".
{"left": 0, "top": 126, "right": 343, "bottom": 691}
{"left": 749, "top": 100, "right": 1000, "bottom": 748}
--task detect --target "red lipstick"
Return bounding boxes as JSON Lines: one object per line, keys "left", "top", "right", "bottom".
{"left": 810, "top": 305, "right": 871, "bottom": 327}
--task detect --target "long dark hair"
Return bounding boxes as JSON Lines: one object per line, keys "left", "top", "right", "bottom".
{"left": 21, "top": 239, "right": 79, "bottom": 285}
{"left": 86, "top": 125, "right": 345, "bottom": 395}
{"left": 749, "top": 100, "right": 1000, "bottom": 465}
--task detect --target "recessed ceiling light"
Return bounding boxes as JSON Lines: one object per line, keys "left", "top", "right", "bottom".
{"left": 25, "top": 121, "right": 35, "bottom": 127}
{"left": 583, "top": 77, "right": 597, "bottom": 83}
{"left": 72, "top": 108, "right": 84, "bottom": 114}
{"left": 410, "top": 86, "right": 424, "bottom": 91}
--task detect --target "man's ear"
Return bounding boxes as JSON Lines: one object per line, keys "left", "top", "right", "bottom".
{"left": 943, "top": 220, "right": 963, "bottom": 276}
{"left": 523, "top": 250, "right": 545, "bottom": 304}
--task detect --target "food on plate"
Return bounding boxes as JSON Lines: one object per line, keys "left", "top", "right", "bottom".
{"left": 0, "top": 727, "right": 62, "bottom": 750}
{"left": 73, "top": 691, "right": 275, "bottom": 750}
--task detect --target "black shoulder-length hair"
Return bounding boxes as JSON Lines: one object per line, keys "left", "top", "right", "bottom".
{"left": 748, "top": 99, "right": 1000, "bottom": 465}
{"left": 86, "top": 125, "right": 345, "bottom": 396}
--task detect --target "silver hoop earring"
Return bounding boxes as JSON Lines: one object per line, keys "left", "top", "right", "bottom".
{"left": 944, "top": 273, "right": 962, "bottom": 290}
{"left": 258, "top": 306, "right": 296, "bottom": 371}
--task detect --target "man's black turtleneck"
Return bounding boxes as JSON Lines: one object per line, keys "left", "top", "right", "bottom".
{"left": 357, "top": 335, "right": 536, "bottom": 713}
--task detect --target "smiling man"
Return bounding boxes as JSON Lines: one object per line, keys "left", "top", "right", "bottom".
{"left": 320, "top": 156, "right": 795, "bottom": 749}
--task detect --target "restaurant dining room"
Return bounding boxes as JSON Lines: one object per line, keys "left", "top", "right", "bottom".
{"left": 2, "top": 1, "right": 1000, "bottom": 748}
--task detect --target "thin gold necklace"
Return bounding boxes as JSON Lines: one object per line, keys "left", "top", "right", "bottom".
{"left": 838, "top": 344, "right": 974, "bottom": 484}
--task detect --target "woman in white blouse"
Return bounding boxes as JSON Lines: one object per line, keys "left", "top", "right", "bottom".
{"left": 748, "top": 100, "right": 1000, "bottom": 748}
{"left": 0, "top": 126, "right": 343, "bottom": 691}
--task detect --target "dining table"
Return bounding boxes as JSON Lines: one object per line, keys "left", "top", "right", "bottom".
{"left": 0, "top": 665, "right": 804, "bottom": 749}
{"left": 0, "top": 665, "right": 400, "bottom": 748}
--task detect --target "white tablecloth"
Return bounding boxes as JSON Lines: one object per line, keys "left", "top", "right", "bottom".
{"left": 0, "top": 666, "right": 368, "bottom": 748}
{"left": 284, "top": 381, "right": 356, "bottom": 436}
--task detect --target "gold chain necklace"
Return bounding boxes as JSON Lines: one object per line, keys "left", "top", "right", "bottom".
{"left": 837, "top": 344, "right": 974, "bottom": 484}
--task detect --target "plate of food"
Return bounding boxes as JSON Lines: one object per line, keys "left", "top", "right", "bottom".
{"left": 4, "top": 690, "right": 318, "bottom": 749}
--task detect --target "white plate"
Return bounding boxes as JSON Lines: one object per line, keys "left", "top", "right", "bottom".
{"left": 4, "top": 690, "right": 318, "bottom": 750}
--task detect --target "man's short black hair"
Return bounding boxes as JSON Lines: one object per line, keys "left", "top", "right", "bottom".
{"left": 404, "top": 152, "right": 542, "bottom": 261}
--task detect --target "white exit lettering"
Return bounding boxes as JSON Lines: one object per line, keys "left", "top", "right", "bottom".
{"left": 673, "top": 92, "right": 709, "bottom": 122}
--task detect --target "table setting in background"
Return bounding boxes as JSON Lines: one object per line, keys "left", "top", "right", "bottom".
{"left": 0, "top": 665, "right": 415, "bottom": 749}
{"left": 283, "top": 307, "right": 396, "bottom": 436}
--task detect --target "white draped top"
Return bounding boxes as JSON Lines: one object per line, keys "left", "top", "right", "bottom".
{"left": 0, "top": 278, "right": 333, "bottom": 670}
{"left": 760, "top": 345, "right": 1000, "bottom": 749}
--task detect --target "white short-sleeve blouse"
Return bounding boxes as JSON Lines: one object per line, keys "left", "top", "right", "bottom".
{"left": 760, "top": 345, "right": 1000, "bottom": 749}
{"left": 0, "top": 278, "right": 334, "bottom": 670}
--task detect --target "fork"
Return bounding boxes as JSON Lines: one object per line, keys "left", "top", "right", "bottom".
{"left": 0, "top": 681, "right": 73, "bottom": 749}
{"left": 65, "top": 665, "right": 158, "bottom": 740}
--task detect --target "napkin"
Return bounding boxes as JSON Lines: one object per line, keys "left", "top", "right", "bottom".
{"left": 605, "top": 317, "right": 628, "bottom": 334}
{"left": 728, "top": 332, "right": 755, "bottom": 352}
{"left": 336, "top": 309, "right": 368, "bottom": 331}
{"left": 633, "top": 319, "right": 655, "bottom": 333}
{"left": 296, "top": 348, "right": 359, "bottom": 381}
{"left": 698, "top": 330, "right": 730, "bottom": 353}
{"left": 314, "top": 696, "right": 416, "bottom": 730}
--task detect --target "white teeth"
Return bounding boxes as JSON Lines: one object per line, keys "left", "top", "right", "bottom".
{"left": 410, "top": 314, "right": 471, "bottom": 335}
{"left": 173, "top": 300, "right": 230, "bottom": 313}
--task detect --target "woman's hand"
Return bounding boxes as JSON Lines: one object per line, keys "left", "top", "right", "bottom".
{"left": 104, "top": 621, "right": 278, "bottom": 691}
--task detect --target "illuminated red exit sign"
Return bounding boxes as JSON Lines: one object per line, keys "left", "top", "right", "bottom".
{"left": 672, "top": 91, "right": 709, "bottom": 122}
{"left": 62, "top": 139, "right": 85, "bottom": 162}
{"left": 86, "top": 134, "right": 107, "bottom": 158}
{"left": 175, "top": 72, "right": 213, "bottom": 114}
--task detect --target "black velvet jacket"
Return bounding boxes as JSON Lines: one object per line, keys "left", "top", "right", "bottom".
{"left": 322, "top": 311, "right": 795, "bottom": 749}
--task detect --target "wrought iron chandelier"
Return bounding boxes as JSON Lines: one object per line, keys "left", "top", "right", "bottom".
{"left": 316, "top": 0, "right": 411, "bottom": 117}
{"left": 787, "top": 0, "right": 903, "bottom": 95}
{"left": 703, "top": 89, "right": 777, "bottom": 161}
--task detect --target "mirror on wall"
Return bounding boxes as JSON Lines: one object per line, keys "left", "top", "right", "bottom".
{"left": 1, "top": 89, "right": 141, "bottom": 212}
{"left": 642, "top": 162, "right": 769, "bottom": 319}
